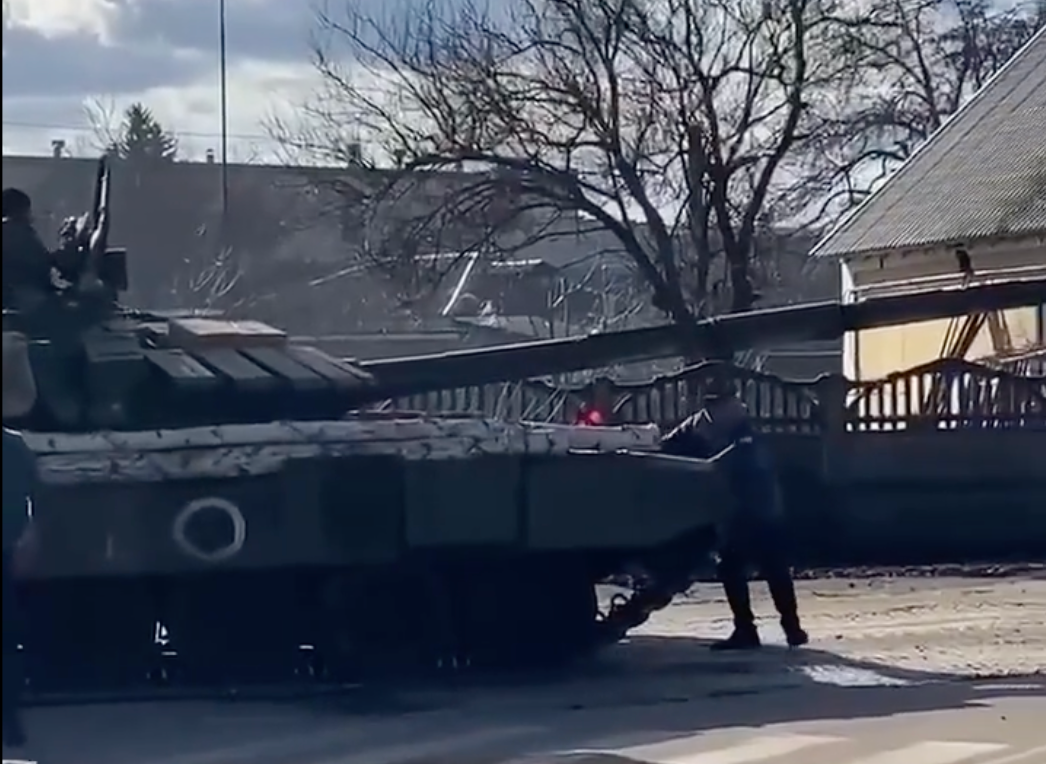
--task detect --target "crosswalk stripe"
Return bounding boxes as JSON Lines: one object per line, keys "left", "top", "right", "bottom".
{"left": 578, "top": 734, "right": 843, "bottom": 764}
{"left": 843, "top": 740, "right": 1009, "bottom": 764}
{"left": 145, "top": 724, "right": 376, "bottom": 764}
{"left": 979, "top": 743, "right": 1046, "bottom": 764}
{"left": 306, "top": 725, "right": 546, "bottom": 764}
{"left": 147, "top": 722, "right": 540, "bottom": 764}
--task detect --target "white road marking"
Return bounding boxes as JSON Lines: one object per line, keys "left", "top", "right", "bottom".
{"left": 980, "top": 743, "right": 1046, "bottom": 764}
{"left": 844, "top": 740, "right": 1009, "bottom": 764}
{"left": 143, "top": 724, "right": 375, "bottom": 764}
{"left": 147, "top": 723, "right": 542, "bottom": 764}
{"left": 305, "top": 725, "right": 546, "bottom": 764}
{"left": 568, "top": 734, "right": 843, "bottom": 764}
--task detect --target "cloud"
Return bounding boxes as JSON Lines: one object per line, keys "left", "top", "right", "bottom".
{"left": 2, "top": 0, "right": 323, "bottom": 160}
{"left": 108, "top": 0, "right": 311, "bottom": 63}
{"left": 3, "top": 0, "right": 122, "bottom": 41}
{"left": 3, "top": 58, "right": 319, "bottom": 161}
{"left": 2, "top": 24, "right": 209, "bottom": 98}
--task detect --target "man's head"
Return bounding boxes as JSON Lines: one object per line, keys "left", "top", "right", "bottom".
{"left": 2, "top": 331, "right": 38, "bottom": 420}
{"left": 2, "top": 187, "right": 33, "bottom": 223}
{"left": 702, "top": 371, "right": 738, "bottom": 404}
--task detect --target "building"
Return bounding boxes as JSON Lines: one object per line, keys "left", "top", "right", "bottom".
{"left": 812, "top": 29, "right": 1046, "bottom": 382}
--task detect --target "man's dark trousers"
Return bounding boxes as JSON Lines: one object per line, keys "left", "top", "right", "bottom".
{"left": 715, "top": 514, "right": 804, "bottom": 645}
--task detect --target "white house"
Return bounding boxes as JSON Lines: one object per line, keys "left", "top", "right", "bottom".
{"left": 811, "top": 29, "right": 1046, "bottom": 382}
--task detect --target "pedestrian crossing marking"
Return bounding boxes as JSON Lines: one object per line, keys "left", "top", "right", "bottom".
{"left": 840, "top": 740, "right": 1008, "bottom": 764}
{"left": 546, "top": 734, "right": 1028, "bottom": 764}
{"left": 149, "top": 722, "right": 541, "bottom": 764}
{"left": 567, "top": 734, "right": 843, "bottom": 764}
{"left": 312, "top": 725, "right": 546, "bottom": 764}
{"left": 980, "top": 743, "right": 1046, "bottom": 764}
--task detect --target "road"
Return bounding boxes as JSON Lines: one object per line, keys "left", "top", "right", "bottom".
{"left": 8, "top": 572, "right": 1045, "bottom": 764}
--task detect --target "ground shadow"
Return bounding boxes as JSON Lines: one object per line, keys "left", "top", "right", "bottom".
{"left": 17, "top": 634, "right": 1044, "bottom": 764}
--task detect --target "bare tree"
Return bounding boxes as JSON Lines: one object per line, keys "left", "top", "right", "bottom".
{"left": 78, "top": 97, "right": 124, "bottom": 156}
{"left": 794, "top": 0, "right": 1044, "bottom": 219}
{"left": 274, "top": 0, "right": 851, "bottom": 325}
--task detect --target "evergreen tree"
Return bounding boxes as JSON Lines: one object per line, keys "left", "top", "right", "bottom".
{"left": 109, "top": 103, "right": 178, "bottom": 163}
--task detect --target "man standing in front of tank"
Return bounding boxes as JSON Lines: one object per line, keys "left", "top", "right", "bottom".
{"left": 662, "top": 371, "right": 809, "bottom": 650}
{"left": 3, "top": 330, "right": 39, "bottom": 753}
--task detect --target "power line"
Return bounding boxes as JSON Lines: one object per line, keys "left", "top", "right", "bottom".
{"left": 1, "top": 119, "right": 271, "bottom": 142}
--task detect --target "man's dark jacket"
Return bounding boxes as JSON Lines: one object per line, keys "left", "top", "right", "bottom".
{"left": 661, "top": 402, "right": 783, "bottom": 523}
{"left": 3, "top": 217, "right": 55, "bottom": 307}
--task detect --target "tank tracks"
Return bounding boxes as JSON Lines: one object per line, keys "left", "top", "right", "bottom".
{"left": 17, "top": 529, "right": 712, "bottom": 705}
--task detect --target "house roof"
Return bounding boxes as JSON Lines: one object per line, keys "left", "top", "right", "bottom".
{"left": 812, "top": 29, "right": 1046, "bottom": 260}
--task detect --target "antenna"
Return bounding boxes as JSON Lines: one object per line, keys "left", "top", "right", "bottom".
{"left": 218, "top": 0, "right": 229, "bottom": 219}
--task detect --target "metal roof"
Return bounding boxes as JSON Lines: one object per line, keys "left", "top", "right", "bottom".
{"left": 812, "top": 29, "right": 1046, "bottom": 259}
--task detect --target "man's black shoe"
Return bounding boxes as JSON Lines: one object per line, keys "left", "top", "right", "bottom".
{"left": 709, "top": 628, "right": 762, "bottom": 651}
{"left": 784, "top": 625, "right": 809, "bottom": 648}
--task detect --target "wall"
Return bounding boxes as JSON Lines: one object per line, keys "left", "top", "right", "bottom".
{"left": 777, "top": 429, "right": 1046, "bottom": 566}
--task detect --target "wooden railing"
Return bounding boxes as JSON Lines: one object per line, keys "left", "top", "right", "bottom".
{"left": 383, "top": 357, "right": 1046, "bottom": 432}
{"left": 846, "top": 358, "right": 1045, "bottom": 431}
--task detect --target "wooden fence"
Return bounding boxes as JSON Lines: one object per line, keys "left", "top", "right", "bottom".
{"left": 383, "top": 357, "right": 1046, "bottom": 432}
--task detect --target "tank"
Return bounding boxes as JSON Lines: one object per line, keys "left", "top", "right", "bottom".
{"left": 6, "top": 157, "right": 1045, "bottom": 698}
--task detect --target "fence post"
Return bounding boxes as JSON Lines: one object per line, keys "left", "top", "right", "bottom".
{"left": 813, "top": 373, "right": 849, "bottom": 482}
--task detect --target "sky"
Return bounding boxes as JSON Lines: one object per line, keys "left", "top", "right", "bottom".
{"left": 2, "top": 0, "right": 335, "bottom": 161}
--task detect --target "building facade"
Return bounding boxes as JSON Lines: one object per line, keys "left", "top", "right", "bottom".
{"left": 815, "top": 29, "right": 1046, "bottom": 382}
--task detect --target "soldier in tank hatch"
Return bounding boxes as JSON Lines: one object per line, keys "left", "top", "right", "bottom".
{"left": 661, "top": 369, "right": 808, "bottom": 651}
{"left": 2, "top": 331, "right": 39, "bottom": 751}
{"left": 2, "top": 186, "right": 79, "bottom": 311}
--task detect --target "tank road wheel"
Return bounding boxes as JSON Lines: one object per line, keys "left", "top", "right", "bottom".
{"left": 446, "top": 555, "right": 600, "bottom": 671}
{"left": 161, "top": 571, "right": 313, "bottom": 687}
{"left": 310, "top": 557, "right": 600, "bottom": 680}
{"left": 20, "top": 578, "right": 160, "bottom": 695}
{"left": 311, "top": 566, "right": 459, "bottom": 681}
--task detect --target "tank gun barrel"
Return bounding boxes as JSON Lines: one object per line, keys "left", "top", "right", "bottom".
{"left": 360, "top": 277, "right": 1046, "bottom": 398}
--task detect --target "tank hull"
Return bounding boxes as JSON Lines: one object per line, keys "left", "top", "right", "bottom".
{"left": 16, "top": 417, "right": 726, "bottom": 696}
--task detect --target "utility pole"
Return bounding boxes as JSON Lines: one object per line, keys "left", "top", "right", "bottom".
{"left": 218, "top": 0, "right": 230, "bottom": 219}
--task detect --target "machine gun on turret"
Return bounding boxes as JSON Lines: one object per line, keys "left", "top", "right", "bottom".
{"left": 55, "top": 154, "right": 123, "bottom": 307}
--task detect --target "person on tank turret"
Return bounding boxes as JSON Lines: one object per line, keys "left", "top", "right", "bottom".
{"left": 661, "top": 371, "right": 808, "bottom": 651}
{"left": 2, "top": 187, "right": 77, "bottom": 310}
{"left": 2, "top": 331, "right": 39, "bottom": 752}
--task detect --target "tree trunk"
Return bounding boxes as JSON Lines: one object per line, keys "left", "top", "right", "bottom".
{"left": 728, "top": 251, "right": 756, "bottom": 313}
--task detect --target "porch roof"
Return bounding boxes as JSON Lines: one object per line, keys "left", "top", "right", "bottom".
{"left": 812, "top": 29, "right": 1046, "bottom": 260}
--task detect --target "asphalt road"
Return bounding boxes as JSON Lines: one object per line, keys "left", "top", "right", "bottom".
{"left": 7, "top": 573, "right": 1045, "bottom": 764}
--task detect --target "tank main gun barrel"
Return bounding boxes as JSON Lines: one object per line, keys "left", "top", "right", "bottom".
{"left": 359, "top": 277, "right": 1046, "bottom": 398}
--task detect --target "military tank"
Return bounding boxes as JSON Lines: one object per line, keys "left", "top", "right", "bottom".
{"left": 5, "top": 157, "right": 1045, "bottom": 698}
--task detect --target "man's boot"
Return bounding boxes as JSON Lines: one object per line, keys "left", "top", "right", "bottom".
{"left": 766, "top": 572, "right": 808, "bottom": 647}
{"left": 711, "top": 570, "right": 761, "bottom": 651}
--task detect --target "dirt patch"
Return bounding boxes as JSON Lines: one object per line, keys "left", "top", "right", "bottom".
{"left": 639, "top": 575, "right": 1046, "bottom": 679}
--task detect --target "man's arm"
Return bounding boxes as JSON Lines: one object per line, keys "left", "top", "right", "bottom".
{"left": 661, "top": 414, "right": 714, "bottom": 458}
